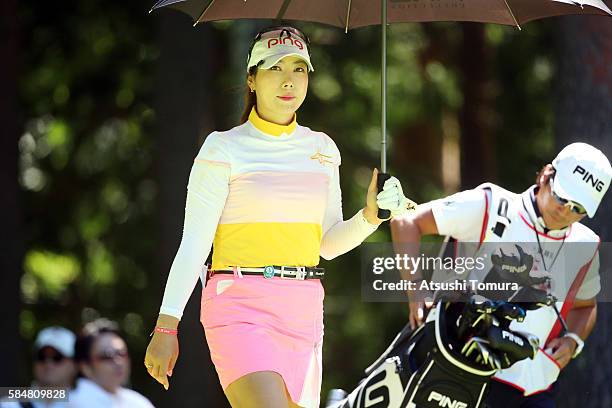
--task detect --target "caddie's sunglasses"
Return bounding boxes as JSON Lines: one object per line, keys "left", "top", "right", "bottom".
{"left": 549, "top": 178, "right": 587, "bottom": 215}
{"left": 246, "top": 25, "right": 311, "bottom": 65}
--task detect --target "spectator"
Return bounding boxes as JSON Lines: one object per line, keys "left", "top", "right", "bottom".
{"left": 69, "top": 318, "right": 154, "bottom": 408}
{"left": 1, "top": 326, "right": 77, "bottom": 408}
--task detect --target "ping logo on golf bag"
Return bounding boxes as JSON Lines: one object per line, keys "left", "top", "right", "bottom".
{"left": 500, "top": 264, "right": 528, "bottom": 274}
{"left": 501, "top": 330, "right": 524, "bottom": 347}
{"left": 573, "top": 165, "right": 605, "bottom": 192}
{"left": 267, "top": 36, "right": 304, "bottom": 50}
{"left": 427, "top": 391, "right": 468, "bottom": 408}
{"left": 356, "top": 369, "right": 390, "bottom": 408}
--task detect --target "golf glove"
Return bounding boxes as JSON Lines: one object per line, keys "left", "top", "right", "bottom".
{"left": 376, "top": 176, "right": 417, "bottom": 218}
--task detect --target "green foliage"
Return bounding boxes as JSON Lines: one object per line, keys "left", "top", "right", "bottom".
{"left": 19, "top": 0, "right": 157, "bottom": 355}
{"left": 23, "top": 250, "right": 80, "bottom": 299}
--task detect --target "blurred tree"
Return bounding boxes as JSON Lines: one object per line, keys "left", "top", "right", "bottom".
{"left": 1, "top": 0, "right": 26, "bottom": 386}
{"left": 17, "top": 0, "right": 160, "bottom": 398}
{"left": 152, "top": 12, "right": 228, "bottom": 407}
{"left": 491, "top": 22, "right": 557, "bottom": 193}
{"left": 458, "top": 23, "right": 496, "bottom": 188}
{"left": 553, "top": 15, "right": 612, "bottom": 408}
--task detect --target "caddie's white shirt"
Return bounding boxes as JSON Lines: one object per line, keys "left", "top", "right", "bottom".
{"left": 429, "top": 184, "right": 600, "bottom": 396}
{"left": 68, "top": 378, "right": 154, "bottom": 408}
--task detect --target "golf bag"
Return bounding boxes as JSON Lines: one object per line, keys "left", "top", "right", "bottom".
{"left": 325, "top": 299, "right": 540, "bottom": 408}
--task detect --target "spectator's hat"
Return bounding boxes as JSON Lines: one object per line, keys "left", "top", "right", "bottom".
{"left": 34, "top": 326, "right": 76, "bottom": 358}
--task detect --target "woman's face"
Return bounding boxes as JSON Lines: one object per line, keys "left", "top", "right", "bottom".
{"left": 249, "top": 55, "right": 309, "bottom": 125}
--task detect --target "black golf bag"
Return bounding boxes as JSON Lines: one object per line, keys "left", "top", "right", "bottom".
{"left": 325, "top": 299, "right": 541, "bottom": 408}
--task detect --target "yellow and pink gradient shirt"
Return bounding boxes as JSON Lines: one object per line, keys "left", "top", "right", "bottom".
{"left": 160, "top": 108, "right": 378, "bottom": 319}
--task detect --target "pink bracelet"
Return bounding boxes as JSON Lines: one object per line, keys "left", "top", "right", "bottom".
{"left": 152, "top": 326, "right": 178, "bottom": 336}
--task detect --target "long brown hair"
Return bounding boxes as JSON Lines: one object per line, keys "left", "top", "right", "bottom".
{"left": 239, "top": 66, "right": 258, "bottom": 124}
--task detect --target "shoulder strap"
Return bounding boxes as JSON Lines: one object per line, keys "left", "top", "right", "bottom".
{"left": 546, "top": 239, "right": 601, "bottom": 343}
{"left": 479, "top": 187, "right": 493, "bottom": 247}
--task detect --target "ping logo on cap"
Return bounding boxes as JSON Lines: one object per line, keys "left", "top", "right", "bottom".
{"left": 573, "top": 165, "right": 606, "bottom": 192}
{"left": 267, "top": 36, "right": 304, "bottom": 50}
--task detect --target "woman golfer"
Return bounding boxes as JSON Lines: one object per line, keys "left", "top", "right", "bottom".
{"left": 144, "top": 25, "right": 414, "bottom": 408}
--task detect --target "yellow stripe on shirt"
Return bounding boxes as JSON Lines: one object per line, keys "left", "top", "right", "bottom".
{"left": 212, "top": 223, "right": 322, "bottom": 269}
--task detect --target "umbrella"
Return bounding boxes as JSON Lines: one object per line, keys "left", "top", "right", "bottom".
{"left": 150, "top": 0, "right": 611, "bottom": 217}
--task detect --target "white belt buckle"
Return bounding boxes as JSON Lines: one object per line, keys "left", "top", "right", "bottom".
{"left": 279, "top": 266, "right": 294, "bottom": 280}
{"left": 280, "top": 266, "right": 307, "bottom": 280}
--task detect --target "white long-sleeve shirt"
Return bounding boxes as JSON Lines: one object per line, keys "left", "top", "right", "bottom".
{"left": 160, "top": 109, "right": 378, "bottom": 319}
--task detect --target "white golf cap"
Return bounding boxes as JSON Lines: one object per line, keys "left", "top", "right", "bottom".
{"left": 247, "top": 28, "right": 314, "bottom": 73}
{"left": 552, "top": 142, "right": 612, "bottom": 217}
{"left": 34, "top": 326, "right": 76, "bottom": 358}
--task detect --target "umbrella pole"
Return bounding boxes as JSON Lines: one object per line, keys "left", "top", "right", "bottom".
{"left": 376, "top": 0, "right": 392, "bottom": 220}
{"left": 380, "top": 0, "right": 387, "bottom": 174}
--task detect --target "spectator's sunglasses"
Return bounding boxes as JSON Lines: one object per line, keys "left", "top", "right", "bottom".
{"left": 549, "top": 177, "right": 587, "bottom": 215}
{"left": 92, "top": 348, "right": 129, "bottom": 362}
{"left": 247, "top": 25, "right": 311, "bottom": 66}
{"left": 35, "top": 349, "right": 66, "bottom": 364}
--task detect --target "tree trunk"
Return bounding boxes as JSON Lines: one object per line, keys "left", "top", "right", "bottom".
{"left": 153, "top": 14, "right": 228, "bottom": 407}
{"left": 459, "top": 23, "right": 496, "bottom": 189}
{"left": 553, "top": 15, "right": 612, "bottom": 408}
{"left": 0, "top": 0, "right": 25, "bottom": 387}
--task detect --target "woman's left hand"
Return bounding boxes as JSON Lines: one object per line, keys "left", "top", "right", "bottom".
{"left": 364, "top": 169, "right": 417, "bottom": 224}
{"left": 376, "top": 174, "right": 417, "bottom": 219}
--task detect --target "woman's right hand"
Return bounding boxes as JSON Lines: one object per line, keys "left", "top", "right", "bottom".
{"left": 144, "top": 315, "right": 179, "bottom": 390}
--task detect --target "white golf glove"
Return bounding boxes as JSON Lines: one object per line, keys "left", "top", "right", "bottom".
{"left": 376, "top": 176, "right": 418, "bottom": 218}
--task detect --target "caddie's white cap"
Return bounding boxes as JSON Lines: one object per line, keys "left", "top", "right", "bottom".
{"left": 34, "top": 326, "right": 76, "bottom": 358}
{"left": 552, "top": 142, "right": 612, "bottom": 217}
{"left": 247, "top": 28, "right": 314, "bottom": 73}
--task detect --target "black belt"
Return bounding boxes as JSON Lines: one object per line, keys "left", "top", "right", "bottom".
{"left": 211, "top": 266, "right": 325, "bottom": 280}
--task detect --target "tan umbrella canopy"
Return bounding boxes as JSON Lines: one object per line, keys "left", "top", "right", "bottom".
{"left": 151, "top": 0, "right": 611, "bottom": 217}
{"left": 152, "top": 0, "right": 610, "bottom": 31}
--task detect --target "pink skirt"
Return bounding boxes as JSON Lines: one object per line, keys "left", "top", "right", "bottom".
{"left": 200, "top": 274, "right": 324, "bottom": 408}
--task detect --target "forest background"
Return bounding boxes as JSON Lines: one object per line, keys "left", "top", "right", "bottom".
{"left": 1, "top": 1, "right": 611, "bottom": 406}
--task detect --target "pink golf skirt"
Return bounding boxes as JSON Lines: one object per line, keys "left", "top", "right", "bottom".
{"left": 201, "top": 273, "right": 324, "bottom": 408}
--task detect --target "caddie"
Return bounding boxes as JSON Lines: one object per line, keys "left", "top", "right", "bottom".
{"left": 390, "top": 142, "right": 612, "bottom": 407}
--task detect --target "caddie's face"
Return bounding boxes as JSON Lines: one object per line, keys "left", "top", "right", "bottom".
{"left": 539, "top": 178, "right": 586, "bottom": 229}
{"left": 249, "top": 56, "right": 308, "bottom": 125}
